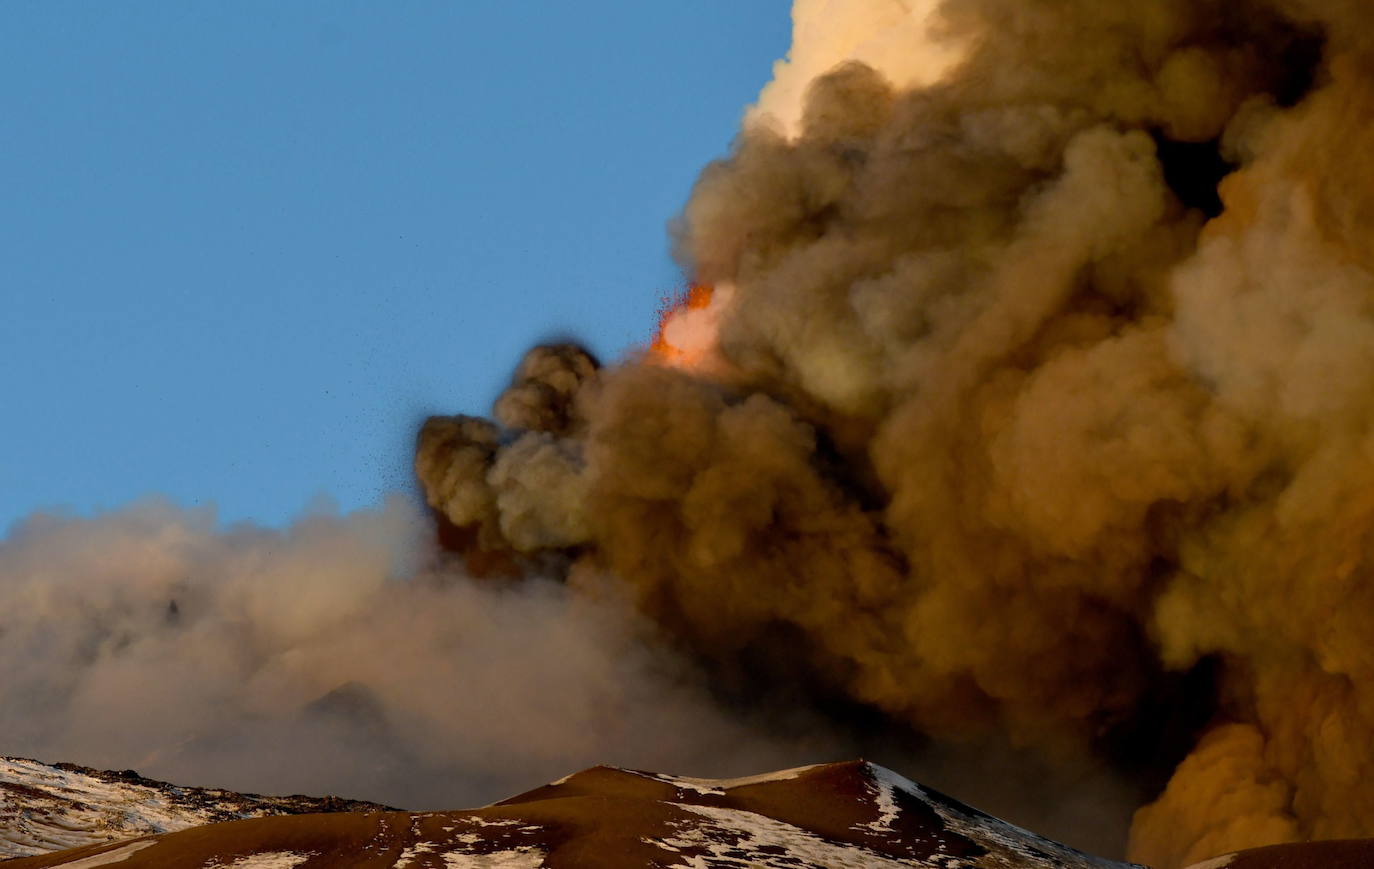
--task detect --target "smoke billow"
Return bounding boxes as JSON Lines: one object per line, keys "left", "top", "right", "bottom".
{"left": 0, "top": 499, "right": 832, "bottom": 809}
{"left": 415, "top": 1, "right": 1374, "bottom": 866}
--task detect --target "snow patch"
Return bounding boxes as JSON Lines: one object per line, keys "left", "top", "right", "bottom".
{"left": 440, "top": 848, "right": 545, "bottom": 868}
{"left": 49, "top": 841, "right": 156, "bottom": 868}
{"left": 628, "top": 763, "right": 822, "bottom": 796}
{"left": 863, "top": 764, "right": 903, "bottom": 833}
{"left": 866, "top": 764, "right": 1133, "bottom": 869}
{"left": 656, "top": 803, "right": 921, "bottom": 868}
{"left": 394, "top": 840, "right": 439, "bottom": 866}
{"left": 0, "top": 758, "right": 213, "bottom": 857}
{"left": 1, "top": 756, "right": 379, "bottom": 860}
{"left": 211, "top": 858, "right": 311, "bottom": 869}
{"left": 214, "top": 852, "right": 313, "bottom": 869}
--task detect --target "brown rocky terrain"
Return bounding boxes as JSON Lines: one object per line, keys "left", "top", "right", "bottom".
{"left": 4, "top": 760, "right": 1137, "bottom": 868}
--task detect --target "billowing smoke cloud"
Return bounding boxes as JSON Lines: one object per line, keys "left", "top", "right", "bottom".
{"left": 0, "top": 497, "right": 1143, "bottom": 854}
{"left": 0, "top": 499, "right": 830, "bottom": 810}
{"left": 416, "top": 1, "right": 1374, "bottom": 866}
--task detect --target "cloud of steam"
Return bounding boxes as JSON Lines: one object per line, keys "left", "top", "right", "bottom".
{"left": 0, "top": 499, "right": 833, "bottom": 810}
{"left": 748, "top": 0, "right": 963, "bottom": 138}
{"left": 416, "top": 1, "right": 1374, "bottom": 865}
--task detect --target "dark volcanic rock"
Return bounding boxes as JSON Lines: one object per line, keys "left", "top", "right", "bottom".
{"left": 1184, "top": 840, "right": 1374, "bottom": 869}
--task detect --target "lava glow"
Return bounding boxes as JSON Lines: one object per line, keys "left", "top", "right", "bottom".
{"left": 649, "top": 283, "right": 728, "bottom": 370}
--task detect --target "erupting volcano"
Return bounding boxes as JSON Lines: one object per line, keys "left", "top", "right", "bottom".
{"left": 412, "top": 1, "right": 1374, "bottom": 866}
{"left": 9, "top": 1, "right": 1374, "bottom": 867}
{"left": 649, "top": 283, "right": 729, "bottom": 371}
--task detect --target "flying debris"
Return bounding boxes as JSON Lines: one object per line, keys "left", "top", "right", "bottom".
{"left": 650, "top": 283, "right": 733, "bottom": 372}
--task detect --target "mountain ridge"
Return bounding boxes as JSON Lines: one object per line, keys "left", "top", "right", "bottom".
{"left": 2, "top": 759, "right": 1137, "bottom": 868}
{"left": 0, "top": 756, "right": 391, "bottom": 860}
{"left": 8, "top": 757, "right": 1368, "bottom": 868}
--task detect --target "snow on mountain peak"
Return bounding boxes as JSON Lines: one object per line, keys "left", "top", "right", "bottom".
{"left": 0, "top": 757, "right": 388, "bottom": 861}
{"left": 4, "top": 758, "right": 1146, "bottom": 868}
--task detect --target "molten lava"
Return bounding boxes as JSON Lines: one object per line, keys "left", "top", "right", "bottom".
{"left": 649, "top": 283, "right": 722, "bottom": 369}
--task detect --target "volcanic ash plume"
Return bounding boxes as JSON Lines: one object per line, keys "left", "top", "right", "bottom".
{"left": 0, "top": 499, "right": 829, "bottom": 810}
{"left": 417, "top": 1, "right": 1374, "bottom": 865}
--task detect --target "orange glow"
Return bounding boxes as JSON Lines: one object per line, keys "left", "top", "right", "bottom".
{"left": 650, "top": 283, "right": 717, "bottom": 367}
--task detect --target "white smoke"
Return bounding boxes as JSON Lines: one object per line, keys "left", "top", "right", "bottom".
{"left": 750, "top": 0, "right": 965, "bottom": 137}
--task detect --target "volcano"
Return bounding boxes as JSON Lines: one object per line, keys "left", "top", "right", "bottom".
{"left": 3, "top": 759, "right": 1137, "bottom": 868}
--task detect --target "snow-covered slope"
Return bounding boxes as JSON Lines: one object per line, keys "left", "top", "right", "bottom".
{"left": 0, "top": 757, "right": 389, "bottom": 860}
{"left": 4, "top": 760, "right": 1143, "bottom": 868}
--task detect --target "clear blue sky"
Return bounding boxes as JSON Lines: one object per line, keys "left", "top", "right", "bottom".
{"left": 1, "top": 2, "right": 790, "bottom": 531}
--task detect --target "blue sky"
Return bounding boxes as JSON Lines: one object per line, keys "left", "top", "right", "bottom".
{"left": 1, "top": 2, "right": 790, "bottom": 531}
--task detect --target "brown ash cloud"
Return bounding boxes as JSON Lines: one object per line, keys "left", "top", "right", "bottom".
{"left": 417, "top": 2, "right": 1374, "bottom": 865}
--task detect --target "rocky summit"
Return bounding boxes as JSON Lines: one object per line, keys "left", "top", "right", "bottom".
{"left": 3, "top": 758, "right": 1364, "bottom": 868}
{"left": 2, "top": 759, "right": 1134, "bottom": 868}
{"left": 0, "top": 757, "right": 389, "bottom": 860}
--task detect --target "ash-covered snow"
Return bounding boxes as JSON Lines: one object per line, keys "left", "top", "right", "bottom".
{"left": 655, "top": 802, "right": 938, "bottom": 868}
{"left": 6, "top": 758, "right": 1148, "bottom": 868}
{"left": 394, "top": 811, "right": 546, "bottom": 869}
{"left": 211, "top": 853, "right": 313, "bottom": 869}
{"left": 0, "top": 756, "right": 387, "bottom": 860}
{"left": 394, "top": 840, "right": 440, "bottom": 866}
{"left": 863, "top": 764, "right": 903, "bottom": 834}
{"left": 630, "top": 763, "right": 822, "bottom": 796}
{"left": 45, "top": 841, "right": 156, "bottom": 868}
{"left": 439, "top": 849, "right": 545, "bottom": 868}
{"left": 862, "top": 763, "right": 1139, "bottom": 869}
{"left": 0, "top": 758, "right": 219, "bottom": 858}
{"left": 642, "top": 761, "right": 1142, "bottom": 869}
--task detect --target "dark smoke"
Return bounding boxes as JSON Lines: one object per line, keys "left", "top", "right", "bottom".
{"left": 416, "top": 2, "right": 1374, "bottom": 866}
